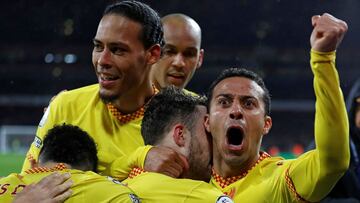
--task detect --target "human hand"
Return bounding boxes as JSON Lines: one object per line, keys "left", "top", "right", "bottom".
{"left": 13, "top": 172, "right": 73, "bottom": 203}
{"left": 144, "top": 146, "right": 189, "bottom": 178}
{"left": 310, "top": 13, "right": 348, "bottom": 52}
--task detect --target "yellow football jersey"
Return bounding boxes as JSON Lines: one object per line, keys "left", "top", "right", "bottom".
{"left": 123, "top": 168, "right": 233, "bottom": 203}
{"left": 0, "top": 165, "right": 140, "bottom": 203}
{"left": 22, "top": 84, "right": 150, "bottom": 179}
{"left": 210, "top": 51, "right": 349, "bottom": 203}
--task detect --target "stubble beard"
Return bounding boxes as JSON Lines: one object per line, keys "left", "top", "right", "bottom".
{"left": 99, "top": 91, "right": 119, "bottom": 104}
{"left": 187, "top": 139, "right": 211, "bottom": 182}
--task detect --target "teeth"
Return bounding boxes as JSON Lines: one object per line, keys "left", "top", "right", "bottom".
{"left": 101, "top": 75, "right": 116, "bottom": 81}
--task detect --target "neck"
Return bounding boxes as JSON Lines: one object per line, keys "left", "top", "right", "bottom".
{"left": 213, "top": 152, "right": 259, "bottom": 178}
{"left": 149, "top": 68, "right": 161, "bottom": 90}
{"left": 112, "top": 81, "right": 154, "bottom": 114}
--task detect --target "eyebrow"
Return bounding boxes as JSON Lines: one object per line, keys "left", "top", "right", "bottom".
{"left": 215, "top": 94, "right": 256, "bottom": 101}
{"left": 93, "top": 38, "right": 101, "bottom": 44}
{"left": 163, "top": 44, "right": 177, "bottom": 50}
{"left": 92, "top": 39, "right": 130, "bottom": 49}
{"left": 215, "top": 94, "right": 233, "bottom": 99}
{"left": 164, "top": 43, "right": 198, "bottom": 51}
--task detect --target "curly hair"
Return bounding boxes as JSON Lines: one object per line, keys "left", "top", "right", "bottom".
{"left": 39, "top": 124, "right": 98, "bottom": 172}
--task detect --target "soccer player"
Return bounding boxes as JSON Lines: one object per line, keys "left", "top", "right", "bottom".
{"left": 204, "top": 13, "right": 349, "bottom": 202}
{"left": 150, "top": 13, "right": 204, "bottom": 91}
{"left": 123, "top": 86, "right": 233, "bottom": 203}
{"left": 1, "top": 124, "right": 140, "bottom": 203}
{"left": 22, "top": 0, "right": 188, "bottom": 180}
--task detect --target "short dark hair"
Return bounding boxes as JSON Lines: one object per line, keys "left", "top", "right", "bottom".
{"left": 103, "top": 0, "right": 164, "bottom": 49}
{"left": 39, "top": 124, "right": 98, "bottom": 172}
{"left": 141, "top": 86, "right": 206, "bottom": 145}
{"left": 207, "top": 68, "right": 271, "bottom": 115}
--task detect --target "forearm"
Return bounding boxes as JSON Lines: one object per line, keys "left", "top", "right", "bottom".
{"left": 311, "top": 50, "right": 349, "bottom": 168}
{"left": 289, "top": 50, "right": 349, "bottom": 202}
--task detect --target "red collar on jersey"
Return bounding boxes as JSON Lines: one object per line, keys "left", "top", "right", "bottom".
{"left": 107, "top": 84, "right": 159, "bottom": 125}
{"left": 212, "top": 151, "right": 271, "bottom": 188}
{"left": 24, "top": 163, "right": 67, "bottom": 174}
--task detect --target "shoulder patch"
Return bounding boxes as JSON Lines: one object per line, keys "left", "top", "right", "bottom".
{"left": 39, "top": 106, "right": 50, "bottom": 127}
{"left": 107, "top": 176, "right": 125, "bottom": 186}
{"left": 216, "top": 195, "right": 234, "bottom": 203}
{"left": 129, "top": 193, "right": 141, "bottom": 203}
{"left": 33, "top": 136, "right": 43, "bottom": 148}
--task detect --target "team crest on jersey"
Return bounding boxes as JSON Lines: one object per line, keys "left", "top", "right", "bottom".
{"left": 34, "top": 136, "right": 43, "bottom": 148}
{"left": 39, "top": 106, "right": 50, "bottom": 127}
{"left": 216, "top": 195, "right": 234, "bottom": 203}
{"left": 129, "top": 193, "right": 141, "bottom": 203}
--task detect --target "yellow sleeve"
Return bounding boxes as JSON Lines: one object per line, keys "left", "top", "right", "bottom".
{"left": 287, "top": 50, "right": 350, "bottom": 202}
{"left": 21, "top": 94, "right": 63, "bottom": 172}
{"left": 108, "top": 145, "right": 153, "bottom": 180}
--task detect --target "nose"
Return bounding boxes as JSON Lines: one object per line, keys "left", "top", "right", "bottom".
{"left": 172, "top": 53, "right": 186, "bottom": 68}
{"left": 97, "top": 49, "right": 112, "bottom": 68}
{"left": 229, "top": 103, "right": 243, "bottom": 120}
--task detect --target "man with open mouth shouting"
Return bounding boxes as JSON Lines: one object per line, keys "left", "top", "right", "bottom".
{"left": 205, "top": 13, "right": 350, "bottom": 202}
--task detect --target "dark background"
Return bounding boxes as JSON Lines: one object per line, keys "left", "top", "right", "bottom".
{"left": 1, "top": 0, "right": 359, "bottom": 153}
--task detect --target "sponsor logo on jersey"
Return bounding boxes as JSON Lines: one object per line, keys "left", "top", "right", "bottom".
{"left": 129, "top": 193, "right": 141, "bottom": 203}
{"left": 216, "top": 195, "right": 234, "bottom": 203}
{"left": 34, "top": 136, "right": 42, "bottom": 148}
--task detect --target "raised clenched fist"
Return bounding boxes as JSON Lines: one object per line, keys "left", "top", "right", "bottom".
{"left": 310, "top": 13, "right": 348, "bottom": 52}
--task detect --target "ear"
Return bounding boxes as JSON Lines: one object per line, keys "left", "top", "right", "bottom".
{"left": 146, "top": 44, "right": 161, "bottom": 65}
{"left": 204, "top": 114, "right": 211, "bottom": 133}
{"left": 262, "top": 116, "right": 272, "bottom": 135}
{"left": 173, "top": 124, "right": 186, "bottom": 147}
{"left": 196, "top": 49, "right": 204, "bottom": 69}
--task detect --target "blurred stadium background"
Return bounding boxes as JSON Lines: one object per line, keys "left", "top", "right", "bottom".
{"left": 1, "top": 0, "right": 359, "bottom": 176}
